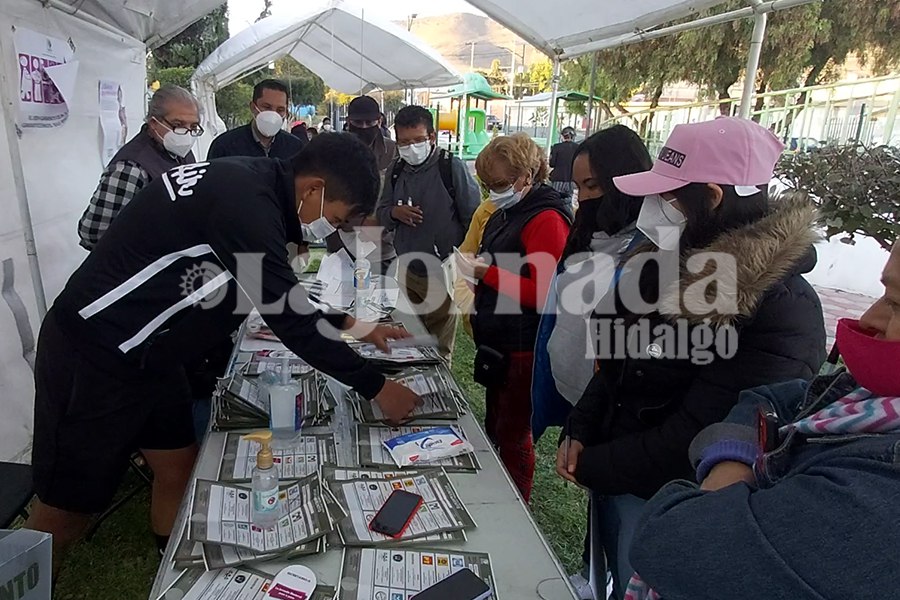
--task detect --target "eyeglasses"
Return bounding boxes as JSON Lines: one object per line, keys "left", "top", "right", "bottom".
{"left": 397, "top": 136, "right": 430, "bottom": 148}
{"left": 158, "top": 117, "right": 204, "bottom": 137}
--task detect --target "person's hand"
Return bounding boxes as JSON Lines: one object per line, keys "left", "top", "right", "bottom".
{"left": 374, "top": 380, "right": 424, "bottom": 424}
{"left": 358, "top": 325, "right": 412, "bottom": 353}
{"left": 700, "top": 461, "right": 755, "bottom": 491}
{"left": 457, "top": 252, "right": 490, "bottom": 281}
{"left": 555, "top": 437, "right": 584, "bottom": 485}
{"left": 392, "top": 205, "right": 424, "bottom": 227}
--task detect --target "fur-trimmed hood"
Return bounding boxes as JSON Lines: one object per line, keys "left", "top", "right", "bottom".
{"left": 660, "top": 193, "right": 820, "bottom": 326}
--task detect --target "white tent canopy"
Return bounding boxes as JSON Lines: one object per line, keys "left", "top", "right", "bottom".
{"left": 462, "top": 0, "right": 730, "bottom": 59}
{"left": 40, "top": 0, "right": 225, "bottom": 47}
{"left": 192, "top": 0, "right": 461, "bottom": 148}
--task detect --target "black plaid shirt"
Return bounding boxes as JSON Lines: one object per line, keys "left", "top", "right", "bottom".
{"left": 78, "top": 161, "right": 149, "bottom": 250}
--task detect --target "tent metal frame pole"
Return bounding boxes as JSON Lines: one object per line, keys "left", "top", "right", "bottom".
{"left": 585, "top": 51, "right": 598, "bottom": 135}
{"left": 546, "top": 58, "right": 562, "bottom": 154}
{"left": 739, "top": 10, "right": 768, "bottom": 119}
{"left": 0, "top": 28, "right": 47, "bottom": 319}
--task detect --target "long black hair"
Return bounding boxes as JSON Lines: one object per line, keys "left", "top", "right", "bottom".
{"left": 562, "top": 125, "right": 652, "bottom": 261}
{"left": 674, "top": 183, "right": 770, "bottom": 250}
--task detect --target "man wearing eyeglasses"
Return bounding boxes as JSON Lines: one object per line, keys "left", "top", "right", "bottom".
{"left": 78, "top": 85, "right": 203, "bottom": 250}
{"left": 207, "top": 79, "right": 304, "bottom": 161}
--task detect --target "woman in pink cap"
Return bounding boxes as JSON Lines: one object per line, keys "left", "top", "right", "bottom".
{"left": 556, "top": 117, "right": 827, "bottom": 600}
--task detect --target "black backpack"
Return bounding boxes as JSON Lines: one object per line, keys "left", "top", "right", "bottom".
{"left": 389, "top": 148, "right": 456, "bottom": 201}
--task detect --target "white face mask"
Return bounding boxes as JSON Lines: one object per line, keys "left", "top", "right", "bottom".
{"left": 489, "top": 180, "right": 527, "bottom": 210}
{"left": 298, "top": 186, "right": 337, "bottom": 242}
{"left": 322, "top": 123, "right": 334, "bottom": 132}
{"left": 154, "top": 118, "right": 195, "bottom": 158}
{"left": 398, "top": 141, "right": 433, "bottom": 166}
{"left": 637, "top": 193, "right": 686, "bottom": 251}
{"left": 254, "top": 106, "right": 284, "bottom": 138}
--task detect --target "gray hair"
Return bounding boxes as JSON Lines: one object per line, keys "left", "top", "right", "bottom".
{"left": 147, "top": 85, "right": 202, "bottom": 122}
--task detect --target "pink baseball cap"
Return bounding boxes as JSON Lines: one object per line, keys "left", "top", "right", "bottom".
{"left": 613, "top": 117, "right": 784, "bottom": 197}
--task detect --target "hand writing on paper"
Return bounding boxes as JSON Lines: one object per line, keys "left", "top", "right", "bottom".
{"left": 555, "top": 437, "right": 584, "bottom": 485}
{"left": 374, "top": 380, "right": 424, "bottom": 424}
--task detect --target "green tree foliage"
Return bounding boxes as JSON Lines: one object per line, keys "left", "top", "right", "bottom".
{"left": 152, "top": 67, "right": 194, "bottom": 90}
{"left": 562, "top": 0, "right": 900, "bottom": 118}
{"left": 383, "top": 91, "right": 406, "bottom": 116}
{"left": 216, "top": 81, "right": 253, "bottom": 129}
{"left": 528, "top": 60, "right": 554, "bottom": 94}
{"left": 244, "top": 58, "right": 326, "bottom": 108}
{"left": 777, "top": 145, "right": 900, "bottom": 252}
{"left": 151, "top": 4, "right": 228, "bottom": 70}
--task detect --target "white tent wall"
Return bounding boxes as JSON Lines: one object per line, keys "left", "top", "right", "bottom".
{"left": 191, "top": 1, "right": 462, "bottom": 159}
{"left": 0, "top": 0, "right": 148, "bottom": 462}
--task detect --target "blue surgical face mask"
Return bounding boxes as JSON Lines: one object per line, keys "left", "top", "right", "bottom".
{"left": 489, "top": 177, "right": 528, "bottom": 210}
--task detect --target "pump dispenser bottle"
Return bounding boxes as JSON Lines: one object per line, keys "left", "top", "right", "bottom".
{"left": 242, "top": 430, "right": 280, "bottom": 529}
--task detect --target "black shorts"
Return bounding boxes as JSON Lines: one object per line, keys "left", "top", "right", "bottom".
{"left": 31, "top": 311, "right": 196, "bottom": 514}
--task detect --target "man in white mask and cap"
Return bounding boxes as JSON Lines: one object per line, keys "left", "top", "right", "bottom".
{"left": 375, "top": 105, "right": 481, "bottom": 359}
{"left": 207, "top": 79, "right": 304, "bottom": 160}
{"left": 78, "top": 84, "right": 202, "bottom": 250}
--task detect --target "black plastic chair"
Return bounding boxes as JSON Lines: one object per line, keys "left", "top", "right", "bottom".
{"left": 0, "top": 462, "right": 34, "bottom": 528}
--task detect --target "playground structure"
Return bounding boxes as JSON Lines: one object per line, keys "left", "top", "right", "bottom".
{"left": 429, "top": 72, "right": 510, "bottom": 160}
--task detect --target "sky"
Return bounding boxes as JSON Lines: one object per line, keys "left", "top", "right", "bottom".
{"left": 228, "top": 0, "right": 485, "bottom": 35}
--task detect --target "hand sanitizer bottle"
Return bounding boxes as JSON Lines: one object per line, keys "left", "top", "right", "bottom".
{"left": 267, "top": 357, "right": 302, "bottom": 448}
{"left": 242, "top": 430, "right": 280, "bottom": 530}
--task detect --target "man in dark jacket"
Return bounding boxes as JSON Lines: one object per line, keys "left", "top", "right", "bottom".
{"left": 549, "top": 126, "right": 578, "bottom": 202}
{"left": 376, "top": 105, "right": 481, "bottom": 358}
{"left": 27, "top": 133, "right": 421, "bottom": 575}
{"left": 78, "top": 85, "right": 201, "bottom": 250}
{"left": 207, "top": 79, "right": 304, "bottom": 160}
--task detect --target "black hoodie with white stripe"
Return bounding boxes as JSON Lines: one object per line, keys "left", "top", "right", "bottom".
{"left": 53, "top": 157, "right": 385, "bottom": 399}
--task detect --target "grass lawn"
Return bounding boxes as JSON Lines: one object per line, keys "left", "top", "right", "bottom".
{"left": 52, "top": 324, "right": 587, "bottom": 599}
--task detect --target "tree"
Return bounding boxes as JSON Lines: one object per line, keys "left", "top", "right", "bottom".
{"left": 776, "top": 144, "right": 900, "bottom": 252}
{"left": 476, "top": 59, "right": 509, "bottom": 92}
{"left": 527, "top": 60, "right": 554, "bottom": 94}
{"left": 257, "top": 0, "right": 273, "bottom": 22}
{"left": 272, "top": 58, "right": 326, "bottom": 107}
{"left": 216, "top": 81, "right": 253, "bottom": 129}
{"left": 151, "top": 4, "right": 228, "bottom": 71}
{"left": 383, "top": 91, "right": 406, "bottom": 116}
{"left": 152, "top": 67, "right": 194, "bottom": 90}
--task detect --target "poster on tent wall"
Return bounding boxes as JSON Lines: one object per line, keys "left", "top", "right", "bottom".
{"left": 15, "top": 26, "right": 78, "bottom": 129}
{"left": 99, "top": 80, "right": 127, "bottom": 162}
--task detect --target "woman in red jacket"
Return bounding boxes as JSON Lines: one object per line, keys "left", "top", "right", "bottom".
{"left": 461, "top": 133, "right": 572, "bottom": 501}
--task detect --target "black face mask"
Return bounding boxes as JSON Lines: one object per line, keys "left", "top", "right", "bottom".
{"left": 349, "top": 124, "right": 380, "bottom": 145}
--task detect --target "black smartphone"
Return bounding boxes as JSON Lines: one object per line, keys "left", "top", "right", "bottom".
{"left": 369, "top": 490, "right": 423, "bottom": 538}
{"left": 411, "top": 568, "right": 492, "bottom": 600}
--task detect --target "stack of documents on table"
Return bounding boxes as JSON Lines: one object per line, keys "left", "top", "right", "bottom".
{"left": 325, "top": 470, "right": 476, "bottom": 547}
{"left": 155, "top": 566, "right": 337, "bottom": 600}
{"left": 346, "top": 365, "right": 466, "bottom": 423}
{"left": 356, "top": 424, "right": 481, "bottom": 472}
{"left": 349, "top": 341, "right": 443, "bottom": 372}
{"left": 337, "top": 547, "right": 498, "bottom": 600}
{"left": 241, "top": 349, "right": 311, "bottom": 377}
{"left": 217, "top": 432, "right": 338, "bottom": 483}
{"left": 182, "top": 473, "right": 337, "bottom": 569}
{"left": 211, "top": 371, "right": 337, "bottom": 431}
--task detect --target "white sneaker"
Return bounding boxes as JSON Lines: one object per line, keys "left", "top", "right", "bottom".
{"left": 569, "top": 573, "right": 595, "bottom": 600}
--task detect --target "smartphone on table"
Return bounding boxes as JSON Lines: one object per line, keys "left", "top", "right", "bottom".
{"left": 368, "top": 489, "right": 423, "bottom": 539}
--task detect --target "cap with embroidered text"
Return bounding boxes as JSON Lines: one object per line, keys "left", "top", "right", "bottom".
{"left": 613, "top": 117, "right": 784, "bottom": 198}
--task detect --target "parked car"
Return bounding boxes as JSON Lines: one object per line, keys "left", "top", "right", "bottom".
{"left": 486, "top": 115, "right": 503, "bottom": 131}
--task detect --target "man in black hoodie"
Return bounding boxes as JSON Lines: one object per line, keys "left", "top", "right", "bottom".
{"left": 28, "top": 133, "right": 421, "bottom": 574}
